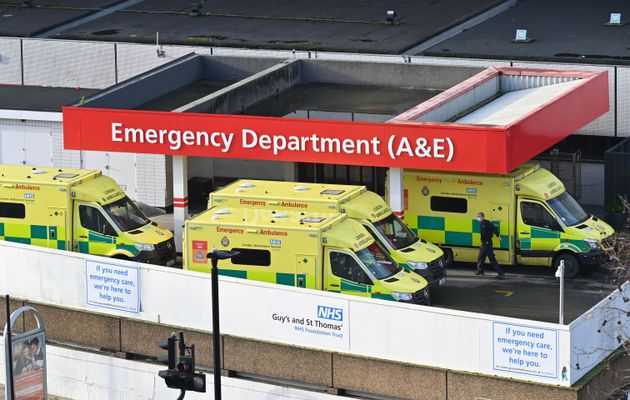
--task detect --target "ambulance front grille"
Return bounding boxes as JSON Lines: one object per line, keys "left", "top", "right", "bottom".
{"left": 155, "top": 238, "right": 176, "bottom": 259}
{"left": 428, "top": 256, "right": 445, "bottom": 276}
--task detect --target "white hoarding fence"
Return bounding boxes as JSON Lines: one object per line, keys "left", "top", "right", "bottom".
{"left": 0, "top": 240, "right": 621, "bottom": 388}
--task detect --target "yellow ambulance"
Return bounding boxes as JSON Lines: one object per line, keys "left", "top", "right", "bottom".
{"left": 183, "top": 207, "right": 431, "bottom": 304}
{"left": 0, "top": 165, "right": 175, "bottom": 265}
{"left": 400, "top": 164, "right": 614, "bottom": 278}
{"left": 209, "top": 180, "right": 446, "bottom": 287}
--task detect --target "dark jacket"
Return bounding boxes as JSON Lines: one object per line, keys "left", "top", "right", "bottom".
{"left": 480, "top": 219, "right": 499, "bottom": 243}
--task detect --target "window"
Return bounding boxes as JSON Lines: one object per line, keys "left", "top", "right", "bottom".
{"left": 521, "top": 202, "right": 558, "bottom": 230}
{"left": 0, "top": 202, "right": 25, "bottom": 219}
{"left": 430, "top": 196, "right": 467, "bottom": 213}
{"left": 330, "top": 251, "right": 371, "bottom": 284}
{"left": 79, "top": 205, "right": 116, "bottom": 236}
{"left": 230, "top": 248, "right": 271, "bottom": 266}
{"left": 103, "top": 196, "right": 149, "bottom": 231}
{"left": 372, "top": 213, "right": 418, "bottom": 249}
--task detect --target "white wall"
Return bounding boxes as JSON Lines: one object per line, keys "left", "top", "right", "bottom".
{"left": 0, "top": 241, "right": 579, "bottom": 387}
{"left": 0, "top": 336, "right": 337, "bottom": 400}
{"left": 569, "top": 282, "right": 630, "bottom": 382}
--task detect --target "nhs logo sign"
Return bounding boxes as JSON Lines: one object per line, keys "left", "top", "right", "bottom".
{"left": 317, "top": 305, "right": 343, "bottom": 321}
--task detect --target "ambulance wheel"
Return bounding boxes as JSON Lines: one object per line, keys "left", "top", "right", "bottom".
{"left": 113, "top": 254, "right": 130, "bottom": 261}
{"left": 553, "top": 253, "right": 580, "bottom": 279}
{"left": 442, "top": 248, "right": 454, "bottom": 267}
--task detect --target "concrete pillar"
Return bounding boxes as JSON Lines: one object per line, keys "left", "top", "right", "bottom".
{"left": 173, "top": 155, "right": 188, "bottom": 253}
{"left": 388, "top": 167, "right": 404, "bottom": 216}
{"left": 283, "top": 162, "right": 297, "bottom": 181}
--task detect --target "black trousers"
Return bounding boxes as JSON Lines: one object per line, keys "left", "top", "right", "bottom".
{"left": 477, "top": 241, "right": 504, "bottom": 274}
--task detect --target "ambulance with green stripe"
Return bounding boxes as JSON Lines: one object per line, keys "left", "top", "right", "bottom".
{"left": 400, "top": 164, "right": 614, "bottom": 278}
{"left": 209, "top": 180, "right": 447, "bottom": 287}
{"left": 0, "top": 165, "right": 175, "bottom": 265}
{"left": 183, "top": 207, "right": 431, "bottom": 305}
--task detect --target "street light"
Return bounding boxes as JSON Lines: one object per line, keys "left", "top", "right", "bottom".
{"left": 555, "top": 259, "right": 565, "bottom": 325}
{"left": 207, "top": 249, "right": 239, "bottom": 400}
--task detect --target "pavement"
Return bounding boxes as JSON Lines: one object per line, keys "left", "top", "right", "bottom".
{"left": 433, "top": 262, "right": 615, "bottom": 324}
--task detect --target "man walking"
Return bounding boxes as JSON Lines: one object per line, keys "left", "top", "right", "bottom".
{"left": 476, "top": 212, "right": 506, "bottom": 279}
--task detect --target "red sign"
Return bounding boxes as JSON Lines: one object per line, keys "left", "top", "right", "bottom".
{"left": 63, "top": 107, "right": 508, "bottom": 173}
{"left": 192, "top": 240, "right": 208, "bottom": 263}
{"left": 62, "top": 67, "right": 608, "bottom": 175}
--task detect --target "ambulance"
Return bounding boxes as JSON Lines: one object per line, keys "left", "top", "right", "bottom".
{"left": 400, "top": 164, "right": 614, "bottom": 278}
{"left": 0, "top": 165, "right": 175, "bottom": 265}
{"left": 183, "top": 207, "right": 431, "bottom": 305}
{"left": 209, "top": 180, "right": 447, "bottom": 287}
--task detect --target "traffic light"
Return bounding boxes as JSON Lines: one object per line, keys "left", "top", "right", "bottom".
{"left": 157, "top": 331, "right": 206, "bottom": 394}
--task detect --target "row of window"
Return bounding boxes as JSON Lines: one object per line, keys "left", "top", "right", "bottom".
{"left": 429, "top": 197, "right": 560, "bottom": 230}
{"left": 224, "top": 248, "right": 372, "bottom": 284}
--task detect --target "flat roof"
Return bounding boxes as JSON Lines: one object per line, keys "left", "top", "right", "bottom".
{"left": 0, "top": 85, "right": 98, "bottom": 112}
{"left": 136, "top": 79, "right": 236, "bottom": 111}
{"left": 244, "top": 83, "right": 441, "bottom": 122}
{"left": 423, "top": 0, "right": 630, "bottom": 64}
{"left": 52, "top": 0, "right": 505, "bottom": 54}
{"left": 0, "top": 1, "right": 123, "bottom": 37}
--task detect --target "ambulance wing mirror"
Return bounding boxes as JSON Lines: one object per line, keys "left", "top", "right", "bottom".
{"left": 550, "top": 220, "right": 563, "bottom": 232}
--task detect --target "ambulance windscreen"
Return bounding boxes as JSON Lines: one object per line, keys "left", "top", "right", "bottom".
{"left": 321, "top": 190, "right": 345, "bottom": 196}
{"left": 103, "top": 196, "right": 150, "bottom": 231}
{"left": 355, "top": 242, "right": 400, "bottom": 279}
{"left": 373, "top": 214, "right": 418, "bottom": 249}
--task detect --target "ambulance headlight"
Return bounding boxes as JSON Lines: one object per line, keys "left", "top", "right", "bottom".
{"left": 408, "top": 261, "right": 428, "bottom": 270}
{"left": 391, "top": 292, "right": 413, "bottom": 301}
{"left": 134, "top": 243, "right": 155, "bottom": 251}
{"left": 584, "top": 239, "right": 600, "bottom": 250}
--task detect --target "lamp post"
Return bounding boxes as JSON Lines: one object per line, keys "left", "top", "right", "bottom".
{"left": 555, "top": 259, "right": 565, "bottom": 325}
{"left": 207, "top": 250, "right": 239, "bottom": 400}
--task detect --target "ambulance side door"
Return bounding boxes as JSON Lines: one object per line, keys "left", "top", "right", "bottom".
{"left": 517, "top": 199, "right": 562, "bottom": 266}
{"left": 73, "top": 202, "right": 118, "bottom": 256}
{"left": 490, "top": 202, "right": 511, "bottom": 264}
{"left": 324, "top": 249, "right": 372, "bottom": 298}
{"left": 46, "top": 207, "right": 67, "bottom": 250}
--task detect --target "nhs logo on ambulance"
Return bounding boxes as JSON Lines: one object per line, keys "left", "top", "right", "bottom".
{"left": 317, "top": 305, "right": 343, "bottom": 321}
{"left": 270, "top": 239, "right": 282, "bottom": 246}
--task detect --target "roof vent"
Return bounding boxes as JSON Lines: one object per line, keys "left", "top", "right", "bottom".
{"left": 54, "top": 173, "right": 79, "bottom": 179}
{"left": 32, "top": 169, "right": 46, "bottom": 174}
{"left": 273, "top": 213, "right": 288, "bottom": 218}
{"left": 294, "top": 185, "right": 310, "bottom": 191}
{"left": 301, "top": 217, "right": 326, "bottom": 224}
{"left": 239, "top": 182, "right": 255, "bottom": 188}
{"left": 214, "top": 209, "right": 231, "bottom": 215}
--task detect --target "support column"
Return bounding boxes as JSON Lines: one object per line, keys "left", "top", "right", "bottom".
{"left": 388, "top": 167, "right": 404, "bottom": 216}
{"left": 173, "top": 155, "right": 188, "bottom": 253}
